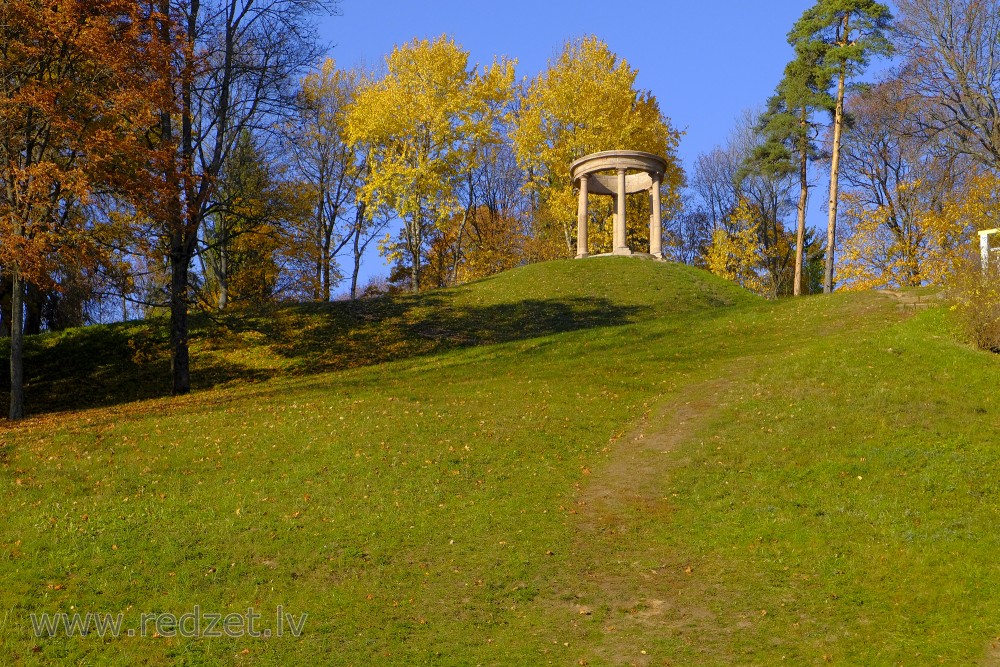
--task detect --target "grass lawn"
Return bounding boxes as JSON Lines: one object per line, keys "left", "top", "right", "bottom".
{"left": 1, "top": 257, "right": 999, "bottom": 665}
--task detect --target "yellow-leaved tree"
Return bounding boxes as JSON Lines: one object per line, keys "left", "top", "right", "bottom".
{"left": 345, "top": 36, "right": 515, "bottom": 292}
{"left": 837, "top": 175, "right": 985, "bottom": 290}
{"left": 290, "top": 59, "right": 374, "bottom": 301}
{"left": 513, "top": 36, "right": 684, "bottom": 257}
{"left": 835, "top": 80, "right": 977, "bottom": 290}
{"left": 705, "top": 198, "right": 779, "bottom": 296}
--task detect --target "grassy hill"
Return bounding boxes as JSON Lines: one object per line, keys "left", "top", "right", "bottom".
{"left": 0, "top": 258, "right": 752, "bottom": 416}
{"left": 2, "top": 257, "right": 999, "bottom": 665}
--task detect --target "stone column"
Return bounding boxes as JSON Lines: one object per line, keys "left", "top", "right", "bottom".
{"left": 649, "top": 173, "right": 662, "bottom": 259}
{"left": 576, "top": 175, "right": 589, "bottom": 259}
{"left": 614, "top": 168, "right": 629, "bottom": 255}
{"left": 981, "top": 229, "right": 994, "bottom": 271}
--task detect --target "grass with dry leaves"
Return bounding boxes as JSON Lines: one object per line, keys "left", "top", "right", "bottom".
{"left": 2, "top": 258, "right": 999, "bottom": 665}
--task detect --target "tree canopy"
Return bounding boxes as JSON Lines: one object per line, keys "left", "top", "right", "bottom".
{"left": 346, "top": 36, "right": 515, "bottom": 292}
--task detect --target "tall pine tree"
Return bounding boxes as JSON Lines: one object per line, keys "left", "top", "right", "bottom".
{"left": 789, "top": 0, "right": 892, "bottom": 293}
{"left": 755, "top": 40, "right": 833, "bottom": 296}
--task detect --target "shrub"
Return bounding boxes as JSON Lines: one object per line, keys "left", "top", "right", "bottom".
{"left": 949, "top": 255, "right": 1000, "bottom": 352}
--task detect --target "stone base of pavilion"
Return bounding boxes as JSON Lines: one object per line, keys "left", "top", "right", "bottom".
{"left": 579, "top": 251, "right": 664, "bottom": 260}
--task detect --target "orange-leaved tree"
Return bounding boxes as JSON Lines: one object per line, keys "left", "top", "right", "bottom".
{"left": 0, "top": 0, "right": 168, "bottom": 419}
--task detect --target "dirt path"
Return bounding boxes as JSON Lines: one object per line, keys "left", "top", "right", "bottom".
{"left": 572, "top": 377, "right": 1000, "bottom": 666}
{"left": 567, "top": 292, "right": 995, "bottom": 666}
{"left": 562, "top": 292, "right": 917, "bottom": 665}
{"left": 568, "top": 375, "right": 737, "bottom": 666}
{"left": 984, "top": 640, "right": 1000, "bottom": 667}
{"left": 577, "top": 378, "right": 727, "bottom": 530}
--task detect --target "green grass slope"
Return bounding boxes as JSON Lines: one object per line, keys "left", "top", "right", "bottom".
{"left": 1, "top": 258, "right": 999, "bottom": 666}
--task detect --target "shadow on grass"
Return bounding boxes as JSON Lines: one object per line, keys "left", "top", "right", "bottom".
{"left": 251, "top": 294, "right": 646, "bottom": 372}
{"left": 0, "top": 294, "right": 645, "bottom": 417}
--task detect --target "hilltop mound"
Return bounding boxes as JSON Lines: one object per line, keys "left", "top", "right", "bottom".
{"left": 1, "top": 258, "right": 754, "bottom": 416}
{"left": 445, "top": 257, "right": 755, "bottom": 312}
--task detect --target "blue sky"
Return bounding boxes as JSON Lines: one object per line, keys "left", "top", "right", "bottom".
{"left": 315, "top": 0, "right": 832, "bottom": 287}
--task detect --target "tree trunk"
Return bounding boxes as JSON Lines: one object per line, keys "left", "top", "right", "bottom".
{"left": 451, "top": 169, "right": 474, "bottom": 286}
{"left": 794, "top": 107, "right": 809, "bottom": 297}
{"left": 350, "top": 231, "right": 361, "bottom": 300}
{"left": 322, "top": 244, "right": 331, "bottom": 302}
{"left": 409, "top": 213, "right": 421, "bottom": 293}
{"left": 9, "top": 268, "right": 24, "bottom": 420}
{"left": 170, "top": 235, "right": 191, "bottom": 395}
{"left": 218, "top": 241, "right": 229, "bottom": 309}
{"left": 410, "top": 239, "right": 420, "bottom": 293}
{"left": 824, "top": 24, "right": 849, "bottom": 294}
{"left": 350, "top": 200, "right": 365, "bottom": 300}
{"left": 157, "top": 0, "right": 191, "bottom": 397}
{"left": 314, "top": 249, "right": 323, "bottom": 301}
{"left": 314, "top": 184, "right": 325, "bottom": 301}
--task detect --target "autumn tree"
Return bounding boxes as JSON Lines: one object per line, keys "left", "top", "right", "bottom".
{"left": 789, "top": 0, "right": 892, "bottom": 293}
{"left": 0, "top": 0, "right": 166, "bottom": 419}
{"left": 663, "top": 199, "right": 713, "bottom": 266}
{"left": 837, "top": 81, "right": 973, "bottom": 289}
{"left": 894, "top": 0, "right": 1000, "bottom": 171}
{"left": 202, "top": 132, "right": 294, "bottom": 308}
{"left": 346, "top": 36, "right": 514, "bottom": 293}
{"left": 692, "top": 111, "right": 802, "bottom": 295}
{"left": 706, "top": 199, "right": 770, "bottom": 294}
{"left": 425, "top": 201, "right": 528, "bottom": 288}
{"left": 286, "top": 59, "right": 372, "bottom": 301}
{"left": 734, "top": 112, "right": 798, "bottom": 296}
{"left": 152, "top": 0, "right": 336, "bottom": 395}
{"left": 938, "top": 172, "right": 1000, "bottom": 349}
{"left": 461, "top": 142, "right": 531, "bottom": 280}
{"left": 83, "top": 210, "right": 147, "bottom": 323}
{"left": 423, "top": 139, "right": 531, "bottom": 287}
{"left": 706, "top": 198, "right": 825, "bottom": 297}
{"left": 514, "top": 36, "right": 684, "bottom": 258}
{"left": 691, "top": 147, "right": 740, "bottom": 236}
